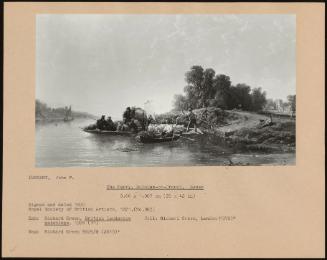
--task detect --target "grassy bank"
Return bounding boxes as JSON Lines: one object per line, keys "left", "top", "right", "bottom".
{"left": 215, "top": 120, "right": 296, "bottom": 153}
{"left": 157, "top": 107, "right": 296, "bottom": 153}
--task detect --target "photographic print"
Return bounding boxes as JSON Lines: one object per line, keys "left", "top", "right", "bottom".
{"left": 36, "top": 14, "right": 296, "bottom": 167}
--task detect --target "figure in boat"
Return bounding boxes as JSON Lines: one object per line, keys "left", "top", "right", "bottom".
{"left": 84, "top": 106, "right": 147, "bottom": 133}
{"left": 82, "top": 106, "right": 193, "bottom": 143}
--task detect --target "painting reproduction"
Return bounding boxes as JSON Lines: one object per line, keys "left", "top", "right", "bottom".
{"left": 36, "top": 14, "right": 296, "bottom": 167}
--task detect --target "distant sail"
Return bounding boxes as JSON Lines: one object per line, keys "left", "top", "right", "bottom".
{"left": 64, "top": 105, "right": 74, "bottom": 121}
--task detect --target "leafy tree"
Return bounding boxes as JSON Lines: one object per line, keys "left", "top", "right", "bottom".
{"left": 173, "top": 65, "right": 271, "bottom": 112}
{"left": 287, "top": 95, "right": 296, "bottom": 115}
{"left": 265, "top": 99, "right": 277, "bottom": 110}
{"left": 173, "top": 94, "right": 188, "bottom": 111}
{"left": 250, "top": 87, "right": 267, "bottom": 111}
{"left": 184, "top": 65, "right": 205, "bottom": 109}
{"left": 36, "top": 99, "right": 51, "bottom": 117}
{"left": 185, "top": 65, "right": 204, "bottom": 88}
{"left": 229, "top": 84, "right": 252, "bottom": 110}
{"left": 213, "top": 74, "right": 231, "bottom": 109}
{"left": 200, "top": 68, "right": 216, "bottom": 107}
{"left": 183, "top": 85, "right": 198, "bottom": 109}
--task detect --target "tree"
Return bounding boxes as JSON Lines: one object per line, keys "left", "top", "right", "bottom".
{"left": 287, "top": 95, "right": 296, "bottom": 116}
{"left": 184, "top": 65, "right": 205, "bottom": 109}
{"left": 173, "top": 94, "right": 188, "bottom": 111}
{"left": 213, "top": 74, "right": 232, "bottom": 109}
{"left": 185, "top": 65, "right": 204, "bottom": 88}
{"left": 183, "top": 85, "right": 198, "bottom": 109}
{"left": 265, "top": 99, "right": 277, "bottom": 110}
{"left": 174, "top": 65, "right": 271, "bottom": 113}
{"left": 35, "top": 99, "right": 51, "bottom": 117}
{"left": 200, "top": 68, "right": 216, "bottom": 107}
{"left": 229, "top": 84, "right": 252, "bottom": 110}
{"left": 250, "top": 87, "right": 267, "bottom": 111}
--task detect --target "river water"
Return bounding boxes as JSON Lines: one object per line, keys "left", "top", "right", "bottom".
{"left": 36, "top": 119, "right": 295, "bottom": 167}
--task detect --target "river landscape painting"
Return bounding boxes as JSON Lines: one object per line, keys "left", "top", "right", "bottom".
{"left": 36, "top": 14, "right": 296, "bottom": 167}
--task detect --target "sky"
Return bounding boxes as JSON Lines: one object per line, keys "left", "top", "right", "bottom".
{"left": 36, "top": 14, "right": 296, "bottom": 119}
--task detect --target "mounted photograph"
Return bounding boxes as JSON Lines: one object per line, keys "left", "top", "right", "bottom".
{"left": 36, "top": 14, "right": 296, "bottom": 167}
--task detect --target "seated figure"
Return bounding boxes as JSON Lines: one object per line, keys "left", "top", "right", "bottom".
{"left": 96, "top": 115, "right": 106, "bottom": 130}
{"left": 106, "top": 116, "right": 116, "bottom": 131}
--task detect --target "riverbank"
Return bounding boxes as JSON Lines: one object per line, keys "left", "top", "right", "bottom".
{"left": 210, "top": 111, "right": 295, "bottom": 154}
{"left": 158, "top": 107, "right": 296, "bottom": 154}
{"left": 36, "top": 118, "right": 295, "bottom": 167}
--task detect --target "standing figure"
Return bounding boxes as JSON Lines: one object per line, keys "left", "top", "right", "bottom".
{"left": 186, "top": 108, "right": 197, "bottom": 132}
{"left": 130, "top": 107, "right": 136, "bottom": 119}
{"left": 146, "top": 115, "right": 154, "bottom": 130}
{"left": 129, "top": 119, "right": 138, "bottom": 133}
{"left": 200, "top": 107, "right": 208, "bottom": 121}
{"left": 96, "top": 115, "right": 106, "bottom": 130}
{"left": 106, "top": 116, "right": 116, "bottom": 131}
{"left": 123, "top": 107, "right": 132, "bottom": 124}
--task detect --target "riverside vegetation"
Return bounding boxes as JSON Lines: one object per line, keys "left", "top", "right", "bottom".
{"left": 156, "top": 65, "right": 296, "bottom": 154}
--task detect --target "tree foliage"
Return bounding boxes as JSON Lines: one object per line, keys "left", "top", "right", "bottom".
{"left": 229, "top": 84, "right": 252, "bottom": 110}
{"left": 287, "top": 95, "right": 296, "bottom": 114}
{"left": 173, "top": 65, "right": 268, "bottom": 112}
{"left": 250, "top": 87, "right": 267, "bottom": 112}
{"left": 173, "top": 94, "right": 189, "bottom": 111}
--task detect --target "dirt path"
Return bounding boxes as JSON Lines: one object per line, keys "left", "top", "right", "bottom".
{"left": 217, "top": 111, "right": 269, "bottom": 133}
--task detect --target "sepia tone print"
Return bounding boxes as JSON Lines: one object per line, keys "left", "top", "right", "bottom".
{"left": 36, "top": 14, "right": 296, "bottom": 167}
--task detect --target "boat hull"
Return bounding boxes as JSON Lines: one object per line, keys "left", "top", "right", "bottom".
{"left": 83, "top": 129, "right": 134, "bottom": 136}
{"left": 136, "top": 135, "right": 180, "bottom": 143}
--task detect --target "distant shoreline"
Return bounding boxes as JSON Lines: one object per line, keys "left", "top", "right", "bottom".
{"left": 35, "top": 115, "right": 96, "bottom": 123}
{"left": 35, "top": 99, "right": 98, "bottom": 123}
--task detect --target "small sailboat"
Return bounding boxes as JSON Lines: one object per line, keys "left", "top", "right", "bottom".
{"left": 63, "top": 106, "right": 74, "bottom": 122}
